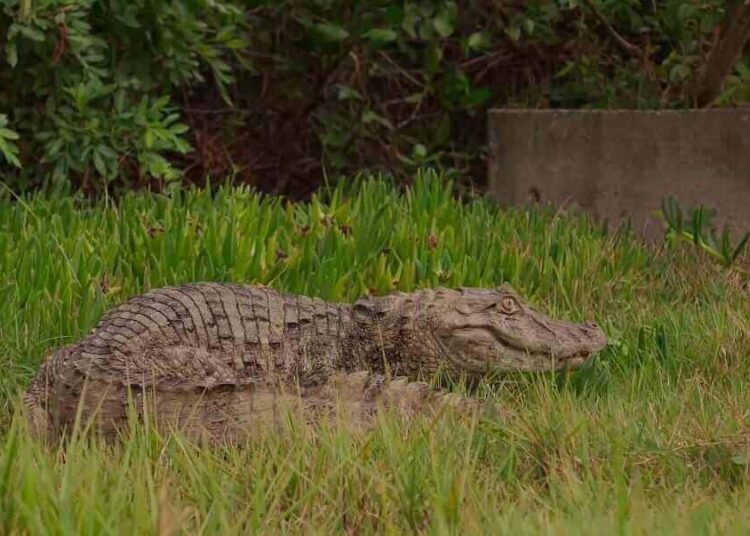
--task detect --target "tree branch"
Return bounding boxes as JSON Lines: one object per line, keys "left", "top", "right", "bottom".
{"left": 585, "top": 0, "right": 644, "bottom": 59}
{"left": 693, "top": 0, "right": 750, "bottom": 107}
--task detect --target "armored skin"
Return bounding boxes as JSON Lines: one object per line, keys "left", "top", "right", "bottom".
{"left": 24, "top": 283, "right": 607, "bottom": 441}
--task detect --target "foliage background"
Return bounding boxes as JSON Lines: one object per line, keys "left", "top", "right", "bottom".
{"left": 1, "top": 0, "right": 749, "bottom": 195}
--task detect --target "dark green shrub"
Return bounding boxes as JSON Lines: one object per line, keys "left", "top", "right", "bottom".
{"left": 217, "top": 0, "right": 750, "bottom": 191}
{"left": 2, "top": 0, "right": 749, "bottom": 194}
{"left": 0, "top": 0, "right": 246, "bottom": 191}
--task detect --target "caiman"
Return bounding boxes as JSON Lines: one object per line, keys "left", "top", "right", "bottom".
{"left": 24, "top": 283, "right": 607, "bottom": 441}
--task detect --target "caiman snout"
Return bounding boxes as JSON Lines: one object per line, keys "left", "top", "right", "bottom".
{"left": 554, "top": 321, "right": 607, "bottom": 369}
{"left": 490, "top": 300, "right": 607, "bottom": 371}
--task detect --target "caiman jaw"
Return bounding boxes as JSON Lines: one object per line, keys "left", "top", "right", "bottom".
{"left": 553, "top": 350, "right": 591, "bottom": 370}
{"left": 448, "top": 344, "right": 597, "bottom": 374}
{"left": 441, "top": 320, "right": 606, "bottom": 373}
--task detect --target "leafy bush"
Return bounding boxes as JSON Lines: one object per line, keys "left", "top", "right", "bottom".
{"left": 0, "top": 0, "right": 246, "bottom": 191}
{"left": 202, "top": 0, "right": 750, "bottom": 192}
{"left": 1, "top": 0, "right": 749, "bottom": 193}
{"left": 0, "top": 114, "right": 19, "bottom": 167}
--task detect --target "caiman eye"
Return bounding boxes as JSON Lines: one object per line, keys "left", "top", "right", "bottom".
{"left": 499, "top": 296, "right": 519, "bottom": 315}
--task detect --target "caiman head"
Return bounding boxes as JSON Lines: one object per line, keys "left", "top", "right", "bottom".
{"left": 424, "top": 285, "right": 607, "bottom": 373}
{"left": 352, "top": 284, "right": 608, "bottom": 375}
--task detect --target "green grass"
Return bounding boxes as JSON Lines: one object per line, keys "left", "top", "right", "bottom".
{"left": 1, "top": 172, "right": 750, "bottom": 534}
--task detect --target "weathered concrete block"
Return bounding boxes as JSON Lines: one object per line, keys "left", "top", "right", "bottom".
{"left": 487, "top": 109, "right": 750, "bottom": 239}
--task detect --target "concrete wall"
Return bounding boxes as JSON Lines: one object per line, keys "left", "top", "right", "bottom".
{"left": 487, "top": 109, "right": 750, "bottom": 239}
